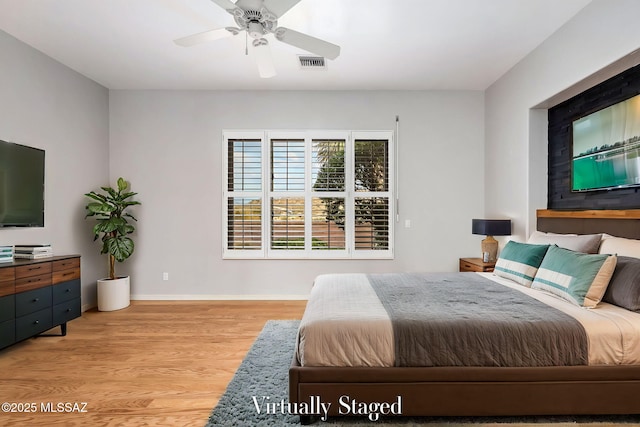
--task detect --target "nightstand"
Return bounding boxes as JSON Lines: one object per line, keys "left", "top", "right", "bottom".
{"left": 459, "top": 257, "right": 496, "bottom": 273}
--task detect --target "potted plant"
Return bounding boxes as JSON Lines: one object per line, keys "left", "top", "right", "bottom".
{"left": 85, "top": 177, "right": 141, "bottom": 311}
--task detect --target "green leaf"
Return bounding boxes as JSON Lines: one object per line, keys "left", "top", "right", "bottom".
{"left": 117, "top": 177, "right": 128, "bottom": 192}
{"left": 84, "top": 192, "right": 107, "bottom": 203}
{"left": 93, "top": 218, "right": 124, "bottom": 235}
{"left": 120, "top": 191, "right": 138, "bottom": 200}
{"left": 86, "top": 202, "right": 114, "bottom": 215}
{"left": 124, "top": 212, "right": 138, "bottom": 222}
{"left": 106, "top": 236, "right": 134, "bottom": 262}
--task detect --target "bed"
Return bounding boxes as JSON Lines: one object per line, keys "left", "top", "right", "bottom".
{"left": 289, "top": 210, "right": 640, "bottom": 423}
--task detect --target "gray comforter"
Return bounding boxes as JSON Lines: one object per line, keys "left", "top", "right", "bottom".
{"left": 367, "top": 272, "right": 589, "bottom": 367}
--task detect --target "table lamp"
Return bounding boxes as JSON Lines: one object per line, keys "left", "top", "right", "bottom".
{"left": 472, "top": 219, "right": 511, "bottom": 262}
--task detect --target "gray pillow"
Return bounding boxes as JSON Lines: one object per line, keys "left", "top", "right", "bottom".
{"left": 602, "top": 256, "right": 640, "bottom": 311}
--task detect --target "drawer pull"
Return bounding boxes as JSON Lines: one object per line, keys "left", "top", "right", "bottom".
{"left": 66, "top": 288, "right": 71, "bottom": 292}
{"left": 28, "top": 278, "right": 41, "bottom": 283}
{"left": 63, "top": 272, "right": 73, "bottom": 277}
{"left": 28, "top": 266, "right": 41, "bottom": 271}
{"left": 34, "top": 320, "right": 39, "bottom": 325}
{"left": 66, "top": 309, "right": 72, "bottom": 312}
{"left": 33, "top": 298, "right": 39, "bottom": 302}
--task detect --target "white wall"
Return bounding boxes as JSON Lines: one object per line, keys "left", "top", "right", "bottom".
{"left": 485, "top": 0, "right": 640, "bottom": 240}
{"left": 109, "top": 90, "right": 485, "bottom": 298}
{"left": 0, "top": 30, "right": 110, "bottom": 309}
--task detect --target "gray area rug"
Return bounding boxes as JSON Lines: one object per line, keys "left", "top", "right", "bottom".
{"left": 205, "top": 320, "right": 640, "bottom": 426}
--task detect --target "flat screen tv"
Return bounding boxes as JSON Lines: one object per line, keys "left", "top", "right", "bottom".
{"left": 572, "top": 93, "right": 640, "bottom": 192}
{"left": 0, "top": 139, "right": 45, "bottom": 227}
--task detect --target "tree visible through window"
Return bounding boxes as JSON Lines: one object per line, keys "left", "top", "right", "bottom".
{"left": 223, "top": 131, "right": 393, "bottom": 259}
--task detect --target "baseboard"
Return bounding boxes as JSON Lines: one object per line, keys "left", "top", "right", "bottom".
{"left": 130, "top": 294, "right": 309, "bottom": 301}
{"left": 81, "top": 303, "right": 95, "bottom": 312}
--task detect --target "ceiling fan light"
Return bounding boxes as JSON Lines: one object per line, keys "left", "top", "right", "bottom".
{"left": 247, "top": 22, "right": 265, "bottom": 39}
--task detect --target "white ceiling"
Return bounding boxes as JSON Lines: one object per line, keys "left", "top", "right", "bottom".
{"left": 0, "top": 0, "right": 592, "bottom": 91}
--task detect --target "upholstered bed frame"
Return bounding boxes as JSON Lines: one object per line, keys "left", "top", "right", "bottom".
{"left": 289, "top": 209, "right": 640, "bottom": 424}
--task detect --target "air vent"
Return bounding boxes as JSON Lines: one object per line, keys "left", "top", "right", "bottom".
{"left": 298, "top": 56, "right": 326, "bottom": 69}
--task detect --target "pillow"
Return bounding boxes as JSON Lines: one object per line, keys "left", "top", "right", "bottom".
{"left": 602, "top": 256, "right": 640, "bottom": 311}
{"left": 494, "top": 241, "right": 550, "bottom": 287}
{"left": 599, "top": 235, "right": 640, "bottom": 258}
{"left": 531, "top": 245, "right": 617, "bottom": 307}
{"left": 527, "top": 231, "right": 602, "bottom": 254}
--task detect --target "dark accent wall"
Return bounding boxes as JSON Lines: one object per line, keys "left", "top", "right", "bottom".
{"left": 547, "top": 63, "right": 640, "bottom": 210}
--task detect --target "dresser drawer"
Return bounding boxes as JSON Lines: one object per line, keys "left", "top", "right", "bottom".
{"left": 459, "top": 258, "right": 495, "bottom": 273}
{"left": 15, "top": 287, "right": 52, "bottom": 317}
{"left": 0, "top": 319, "right": 15, "bottom": 349}
{"left": 459, "top": 259, "right": 483, "bottom": 272}
{"left": 53, "top": 298, "right": 81, "bottom": 326}
{"left": 52, "top": 268, "right": 80, "bottom": 285}
{"left": 16, "top": 308, "right": 52, "bottom": 341}
{"left": 0, "top": 294, "right": 15, "bottom": 322}
{"left": 0, "top": 280, "right": 15, "bottom": 297}
{"left": 15, "top": 273, "right": 52, "bottom": 293}
{"left": 52, "top": 279, "right": 80, "bottom": 305}
{"left": 0, "top": 267, "right": 15, "bottom": 297}
{"left": 53, "top": 258, "right": 80, "bottom": 272}
{"left": 15, "top": 262, "right": 52, "bottom": 279}
{"left": 0, "top": 266, "right": 15, "bottom": 282}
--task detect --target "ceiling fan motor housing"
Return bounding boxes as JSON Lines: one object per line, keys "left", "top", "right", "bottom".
{"left": 232, "top": 0, "right": 278, "bottom": 39}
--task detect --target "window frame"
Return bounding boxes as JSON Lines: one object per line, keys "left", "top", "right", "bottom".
{"left": 222, "top": 130, "right": 394, "bottom": 259}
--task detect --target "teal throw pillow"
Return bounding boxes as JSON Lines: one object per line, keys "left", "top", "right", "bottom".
{"left": 494, "top": 241, "right": 550, "bottom": 287}
{"left": 531, "top": 245, "right": 617, "bottom": 307}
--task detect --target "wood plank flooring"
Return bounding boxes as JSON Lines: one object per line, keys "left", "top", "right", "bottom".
{"left": 0, "top": 300, "right": 307, "bottom": 427}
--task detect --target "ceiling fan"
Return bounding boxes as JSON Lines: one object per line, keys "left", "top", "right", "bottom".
{"left": 174, "top": 0, "right": 341, "bottom": 78}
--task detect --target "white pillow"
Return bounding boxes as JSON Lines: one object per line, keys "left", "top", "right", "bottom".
{"left": 527, "top": 231, "right": 602, "bottom": 254}
{"left": 599, "top": 236, "right": 640, "bottom": 259}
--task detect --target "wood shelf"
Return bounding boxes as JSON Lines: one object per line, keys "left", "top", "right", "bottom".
{"left": 537, "top": 209, "right": 640, "bottom": 220}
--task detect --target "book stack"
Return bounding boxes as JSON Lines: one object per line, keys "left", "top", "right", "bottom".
{"left": 14, "top": 244, "right": 53, "bottom": 259}
{"left": 0, "top": 245, "right": 13, "bottom": 263}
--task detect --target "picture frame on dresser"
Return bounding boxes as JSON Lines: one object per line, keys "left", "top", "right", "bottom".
{"left": 0, "top": 255, "right": 81, "bottom": 350}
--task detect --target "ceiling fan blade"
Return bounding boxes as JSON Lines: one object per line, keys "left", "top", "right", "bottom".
{"left": 263, "top": 0, "right": 301, "bottom": 18}
{"left": 254, "top": 42, "right": 276, "bottom": 78}
{"left": 275, "top": 27, "right": 340, "bottom": 60}
{"left": 174, "top": 27, "right": 236, "bottom": 47}
{"left": 209, "top": 0, "right": 238, "bottom": 13}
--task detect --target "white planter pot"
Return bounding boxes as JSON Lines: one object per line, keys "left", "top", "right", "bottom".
{"left": 97, "top": 276, "right": 130, "bottom": 311}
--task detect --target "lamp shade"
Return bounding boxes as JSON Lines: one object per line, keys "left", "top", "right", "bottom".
{"left": 472, "top": 219, "right": 511, "bottom": 236}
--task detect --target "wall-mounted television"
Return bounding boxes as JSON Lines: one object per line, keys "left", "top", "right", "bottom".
{"left": 0, "top": 139, "right": 45, "bottom": 227}
{"left": 571, "top": 93, "right": 640, "bottom": 192}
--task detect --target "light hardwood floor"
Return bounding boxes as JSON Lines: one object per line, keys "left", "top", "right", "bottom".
{"left": 0, "top": 300, "right": 307, "bottom": 427}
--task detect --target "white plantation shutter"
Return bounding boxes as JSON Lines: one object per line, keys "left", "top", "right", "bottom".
{"left": 270, "top": 197, "right": 305, "bottom": 250}
{"left": 311, "top": 197, "right": 346, "bottom": 250}
{"left": 352, "top": 135, "right": 391, "bottom": 254}
{"left": 311, "top": 139, "right": 347, "bottom": 252}
{"left": 312, "top": 140, "right": 345, "bottom": 191}
{"left": 223, "top": 133, "right": 265, "bottom": 256}
{"left": 271, "top": 139, "right": 305, "bottom": 191}
{"left": 223, "top": 130, "right": 393, "bottom": 259}
{"left": 354, "top": 197, "right": 390, "bottom": 250}
{"left": 227, "top": 197, "right": 262, "bottom": 250}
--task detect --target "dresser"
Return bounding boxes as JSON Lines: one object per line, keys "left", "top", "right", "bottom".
{"left": 0, "top": 255, "right": 81, "bottom": 350}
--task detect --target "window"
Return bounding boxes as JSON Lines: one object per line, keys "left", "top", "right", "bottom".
{"left": 223, "top": 130, "right": 394, "bottom": 259}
